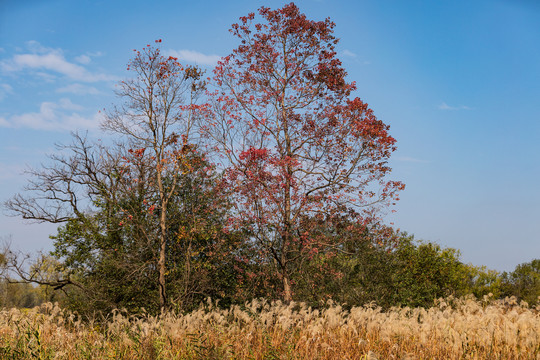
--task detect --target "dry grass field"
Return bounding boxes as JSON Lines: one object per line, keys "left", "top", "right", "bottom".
{"left": 0, "top": 296, "right": 538, "bottom": 359}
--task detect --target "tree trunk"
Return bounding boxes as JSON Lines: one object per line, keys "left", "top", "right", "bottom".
{"left": 283, "top": 273, "right": 292, "bottom": 302}
{"left": 158, "top": 209, "right": 167, "bottom": 311}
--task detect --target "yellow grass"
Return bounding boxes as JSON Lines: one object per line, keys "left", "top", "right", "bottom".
{"left": 0, "top": 296, "right": 538, "bottom": 359}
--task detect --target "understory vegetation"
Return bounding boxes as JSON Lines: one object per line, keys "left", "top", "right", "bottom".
{"left": 0, "top": 297, "right": 538, "bottom": 359}
{"left": 2, "top": 238, "right": 539, "bottom": 312}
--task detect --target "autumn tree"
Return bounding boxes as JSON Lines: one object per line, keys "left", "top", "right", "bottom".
{"left": 205, "top": 4, "right": 404, "bottom": 301}
{"left": 101, "top": 41, "right": 206, "bottom": 310}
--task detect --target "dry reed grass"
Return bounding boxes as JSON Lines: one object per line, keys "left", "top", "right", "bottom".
{"left": 0, "top": 295, "right": 538, "bottom": 359}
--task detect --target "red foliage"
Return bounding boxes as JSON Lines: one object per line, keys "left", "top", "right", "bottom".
{"left": 205, "top": 3, "right": 404, "bottom": 301}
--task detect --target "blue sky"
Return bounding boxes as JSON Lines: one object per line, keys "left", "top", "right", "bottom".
{"left": 1, "top": 0, "right": 539, "bottom": 272}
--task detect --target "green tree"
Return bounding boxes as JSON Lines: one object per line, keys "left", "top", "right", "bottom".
{"left": 389, "top": 237, "right": 469, "bottom": 308}
{"left": 462, "top": 264, "right": 506, "bottom": 299}
{"left": 503, "top": 259, "right": 540, "bottom": 305}
{"left": 0, "top": 247, "right": 64, "bottom": 309}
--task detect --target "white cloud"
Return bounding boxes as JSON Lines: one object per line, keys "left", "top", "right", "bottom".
{"left": 56, "top": 83, "right": 100, "bottom": 95}
{"left": 438, "top": 102, "right": 472, "bottom": 111}
{"left": 35, "top": 71, "right": 57, "bottom": 82}
{"left": 0, "top": 83, "right": 13, "bottom": 101}
{"left": 87, "top": 51, "right": 103, "bottom": 58}
{"left": 340, "top": 49, "right": 370, "bottom": 65}
{"left": 75, "top": 54, "right": 91, "bottom": 64}
{"left": 7, "top": 52, "right": 114, "bottom": 82}
{"left": 57, "top": 98, "right": 84, "bottom": 111}
{"left": 1, "top": 42, "right": 116, "bottom": 82}
{"left": 25, "top": 40, "right": 50, "bottom": 54}
{"left": 167, "top": 49, "right": 222, "bottom": 66}
{"left": 0, "top": 162, "right": 26, "bottom": 180}
{"left": 75, "top": 51, "right": 104, "bottom": 65}
{"left": 0, "top": 98, "right": 103, "bottom": 131}
{"left": 342, "top": 49, "right": 357, "bottom": 58}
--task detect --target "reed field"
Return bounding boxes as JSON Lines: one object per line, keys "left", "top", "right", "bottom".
{"left": 0, "top": 296, "right": 538, "bottom": 359}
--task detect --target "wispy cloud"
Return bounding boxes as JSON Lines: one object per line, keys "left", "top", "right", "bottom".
{"left": 56, "top": 83, "right": 101, "bottom": 95}
{"left": 0, "top": 83, "right": 13, "bottom": 101}
{"left": 438, "top": 102, "right": 472, "bottom": 111}
{"left": 167, "top": 49, "right": 222, "bottom": 66}
{"left": 5, "top": 53, "right": 113, "bottom": 82}
{"left": 342, "top": 49, "right": 357, "bottom": 58}
{"left": 25, "top": 40, "right": 49, "bottom": 53}
{"left": 74, "top": 51, "right": 103, "bottom": 65}
{"left": 0, "top": 98, "right": 103, "bottom": 131}
{"left": 0, "top": 117, "right": 10, "bottom": 127}
{"left": 341, "top": 49, "right": 370, "bottom": 65}
{"left": 1, "top": 42, "right": 116, "bottom": 83}
{"left": 0, "top": 162, "right": 26, "bottom": 180}
{"left": 75, "top": 54, "right": 91, "bottom": 65}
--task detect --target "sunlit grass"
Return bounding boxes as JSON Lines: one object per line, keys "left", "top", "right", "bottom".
{"left": 0, "top": 296, "right": 538, "bottom": 359}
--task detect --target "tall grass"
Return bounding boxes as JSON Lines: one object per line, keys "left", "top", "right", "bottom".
{"left": 0, "top": 295, "right": 538, "bottom": 359}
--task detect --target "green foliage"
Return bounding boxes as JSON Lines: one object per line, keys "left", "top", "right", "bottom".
{"left": 47, "top": 148, "right": 243, "bottom": 315}
{"left": 458, "top": 259, "right": 540, "bottom": 306}
{"left": 503, "top": 259, "right": 540, "bottom": 305}
{"left": 389, "top": 237, "right": 469, "bottom": 307}
{"left": 291, "top": 226, "right": 471, "bottom": 309}
{"left": 462, "top": 264, "right": 507, "bottom": 299}
{"left": 291, "top": 220, "right": 398, "bottom": 307}
{"left": 0, "top": 281, "right": 49, "bottom": 309}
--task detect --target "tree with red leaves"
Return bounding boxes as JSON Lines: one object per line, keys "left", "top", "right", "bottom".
{"left": 206, "top": 3, "right": 404, "bottom": 301}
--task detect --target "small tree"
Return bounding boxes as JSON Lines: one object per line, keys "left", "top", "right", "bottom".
{"left": 206, "top": 4, "right": 404, "bottom": 301}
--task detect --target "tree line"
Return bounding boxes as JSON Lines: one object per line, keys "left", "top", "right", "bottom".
{"left": 2, "top": 3, "right": 538, "bottom": 315}
{"left": 1, "top": 234, "right": 538, "bottom": 313}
